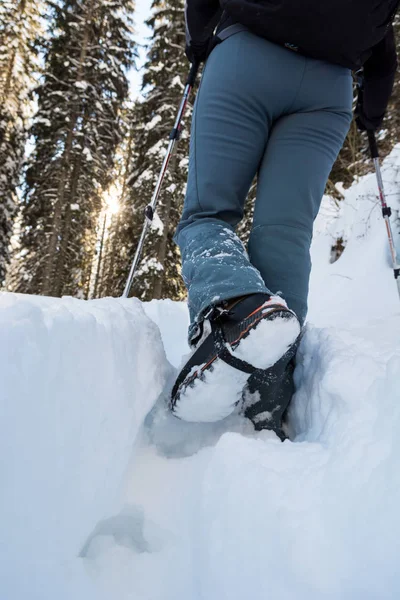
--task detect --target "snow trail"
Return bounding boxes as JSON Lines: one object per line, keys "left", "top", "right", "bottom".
{"left": 84, "top": 313, "right": 400, "bottom": 600}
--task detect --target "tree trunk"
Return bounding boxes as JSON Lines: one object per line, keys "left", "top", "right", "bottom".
{"left": 53, "top": 151, "right": 83, "bottom": 297}
{"left": 0, "top": 0, "right": 27, "bottom": 105}
{"left": 105, "top": 128, "right": 134, "bottom": 296}
{"left": 42, "top": 0, "right": 95, "bottom": 296}
{"left": 152, "top": 191, "right": 172, "bottom": 300}
{"left": 93, "top": 212, "right": 107, "bottom": 298}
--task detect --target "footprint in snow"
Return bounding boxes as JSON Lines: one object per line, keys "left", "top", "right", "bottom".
{"left": 80, "top": 505, "right": 167, "bottom": 559}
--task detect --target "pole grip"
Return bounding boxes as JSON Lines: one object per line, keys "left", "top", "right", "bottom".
{"left": 186, "top": 60, "right": 200, "bottom": 87}
{"left": 368, "top": 130, "right": 379, "bottom": 159}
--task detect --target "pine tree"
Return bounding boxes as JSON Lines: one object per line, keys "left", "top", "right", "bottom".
{"left": 11, "top": 0, "right": 136, "bottom": 297}
{"left": 96, "top": 106, "right": 136, "bottom": 298}
{"left": 103, "top": 0, "right": 193, "bottom": 301}
{"left": 0, "top": 0, "right": 42, "bottom": 287}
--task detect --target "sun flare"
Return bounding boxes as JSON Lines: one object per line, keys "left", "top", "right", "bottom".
{"left": 104, "top": 184, "right": 121, "bottom": 216}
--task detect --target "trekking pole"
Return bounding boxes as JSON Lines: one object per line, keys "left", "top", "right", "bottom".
{"left": 367, "top": 130, "right": 400, "bottom": 299}
{"left": 122, "top": 61, "right": 200, "bottom": 299}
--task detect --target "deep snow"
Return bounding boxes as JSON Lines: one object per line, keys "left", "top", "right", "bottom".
{"left": 1, "top": 146, "right": 400, "bottom": 599}
{"left": 0, "top": 296, "right": 170, "bottom": 600}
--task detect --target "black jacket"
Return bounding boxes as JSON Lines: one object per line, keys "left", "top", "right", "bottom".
{"left": 185, "top": 0, "right": 398, "bottom": 130}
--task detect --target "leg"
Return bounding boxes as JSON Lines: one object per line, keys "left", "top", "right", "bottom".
{"left": 243, "top": 63, "right": 353, "bottom": 432}
{"left": 249, "top": 67, "right": 353, "bottom": 324}
{"left": 175, "top": 32, "right": 306, "bottom": 342}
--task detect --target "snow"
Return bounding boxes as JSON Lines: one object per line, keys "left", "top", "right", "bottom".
{"left": 309, "top": 144, "right": 400, "bottom": 326}
{"left": 150, "top": 210, "right": 164, "bottom": 233}
{"left": 0, "top": 296, "right": 169, "bottom": 600}
{"left": 34, "top": 116, "right": 52, "bottom": 127}
{"left": 82, "top": 147, "right": 93, "bottom": 162}
{"left": 170, "top": 75, "right": 184, "bottom": 89}
{"left": 145, "top": 114, "right": 162, "bottom": 131}
{"left": 75, "top": 80, "right": 89, "bottom": 91}
{"left": 1, "top": 146, "right": 400, "bottom": 599}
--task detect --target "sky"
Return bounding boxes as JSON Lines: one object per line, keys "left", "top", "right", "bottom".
{"left": 129, "top": 0, "right": 153, "bottom": 99}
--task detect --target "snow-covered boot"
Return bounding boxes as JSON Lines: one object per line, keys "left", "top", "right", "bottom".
{"left": 170, "top": 293, "right": 301, "bottom": 423}
{"left": 242, "top": 335, "right": 301, "bottom": 440}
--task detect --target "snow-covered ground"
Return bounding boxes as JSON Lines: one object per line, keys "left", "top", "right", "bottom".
{"left": 1, "top": 146, "right": 400, "bottom": 599}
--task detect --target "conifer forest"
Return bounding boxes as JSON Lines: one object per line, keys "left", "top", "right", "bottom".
{"left": 1, "top": 1, "right": 399, "bottom": 301}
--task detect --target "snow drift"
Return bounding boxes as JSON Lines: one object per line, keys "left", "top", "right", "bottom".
{"left": 0, "top": 295, "right": 170, "bottom": 600}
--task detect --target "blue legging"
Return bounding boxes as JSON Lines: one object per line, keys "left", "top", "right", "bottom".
{"left": 175, "top": 31, "right": 353, "bottom": 342}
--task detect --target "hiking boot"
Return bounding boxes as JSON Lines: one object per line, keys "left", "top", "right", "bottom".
{"left": 170, "top": 293, "right": 301, "bottom": 423}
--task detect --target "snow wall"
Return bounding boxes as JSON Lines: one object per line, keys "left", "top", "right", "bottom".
{"left": 0, "top": 295, "right": 171, "bottom": 600}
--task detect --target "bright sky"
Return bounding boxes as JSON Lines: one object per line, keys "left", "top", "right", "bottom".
{"left": 129, "top": 0, "right": 153, "bottom": 99}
